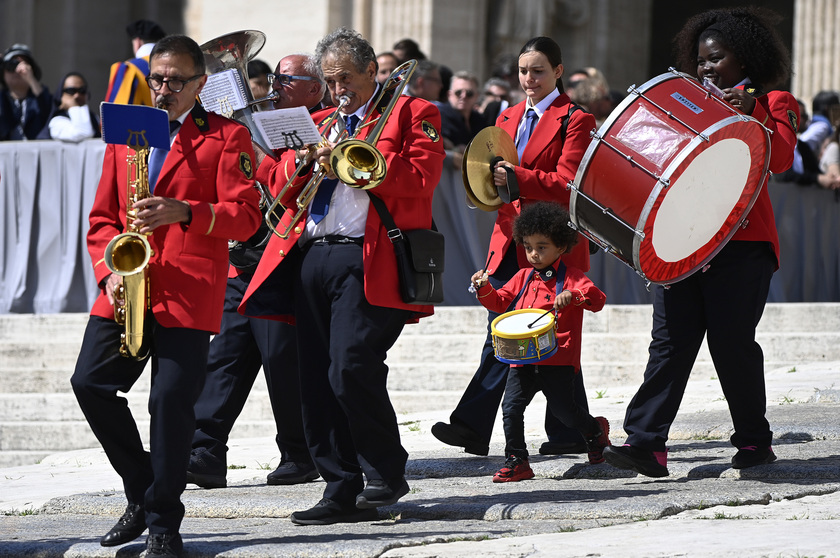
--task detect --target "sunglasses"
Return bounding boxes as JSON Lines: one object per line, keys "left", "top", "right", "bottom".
{"left": 453, "top": 89, "right": 476, "bottom": 99}
{"left": 62, "top": 86, "right": 87, "bottom": 95}
{"left": 267, "top": 73, "right": 317, "bottom": 87}
{"left": 146, "top": 74, "right": 204, "bottom": 93}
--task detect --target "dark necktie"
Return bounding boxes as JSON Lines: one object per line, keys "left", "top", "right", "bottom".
{"left": 516, "top": 108, "right": 537, "bottom": 160}
{"left": 309, "top": 115, "right": 359, "bottom": 224}
{"left": 148, "top": 120, "right": 181, "bottom": 192}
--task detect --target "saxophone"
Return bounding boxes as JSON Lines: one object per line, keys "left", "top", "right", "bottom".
{"left": 103, "top": 142, "right": 153, "bottom": 360}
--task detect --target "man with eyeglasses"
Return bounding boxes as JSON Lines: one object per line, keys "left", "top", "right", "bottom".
{"left": 240, "top": 27, "right": 444, "bottom": 525}
{"left": 71, "top": 34, "right": 261, "bottom": 558}
{"left": 186, "top": 53, "right": 326, "bottom": 491}
{"left": 438, "top": 70, "right": 485, "bottom": 171}
{"left": 105, "top": 19, "right": 166, "bottom": 107}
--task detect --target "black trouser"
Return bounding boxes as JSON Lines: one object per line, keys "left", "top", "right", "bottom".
{"left": 192, "top": 273, "right": 310, "bottom": 464}
{"left": 624, "top": 241, "right": 776, "bottom": 451}
{"left": 71, "top": 315, "right": 209, "bottom": 534}
{"left": 448, "top": 245, "right": 588, "bottom": 444}
{"left": 502, "top": 364, "right": 599, "bottom": 460}
{"left": 295, "top": 240, "right": 411, "bottom": 505}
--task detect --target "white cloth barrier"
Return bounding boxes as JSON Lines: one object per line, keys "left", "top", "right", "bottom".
{"left": 1, "top": 139, "right": 838, "bottom": 313}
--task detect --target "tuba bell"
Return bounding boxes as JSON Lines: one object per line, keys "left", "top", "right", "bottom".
{"left": 199, "top": 30, "right": 279, "bottom": 156}
{"left": 200, "top": 30, "right": 279, "bottom": 267}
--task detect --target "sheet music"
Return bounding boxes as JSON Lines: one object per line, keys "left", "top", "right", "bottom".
{"left": 200, "top": 69, "right": 248, "bottom": 115}
{"left": 252, "top": 106, "right": 323, "bottom": 150}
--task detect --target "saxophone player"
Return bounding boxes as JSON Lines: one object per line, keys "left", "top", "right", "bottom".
{"left": 71, "top": 35, "right": 261, "bottom": 558}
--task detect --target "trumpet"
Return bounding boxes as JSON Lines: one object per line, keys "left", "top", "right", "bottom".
{"left": 265, "top": 59, "right": 417, "bottom": 240}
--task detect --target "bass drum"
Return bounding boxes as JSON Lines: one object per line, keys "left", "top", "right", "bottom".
{"left": 569, "top": 70, "right": 771, "bottom": 285}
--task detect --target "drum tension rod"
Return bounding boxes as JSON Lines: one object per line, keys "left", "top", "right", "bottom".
{"left": 627, "top": 84, "right": 709, "bottom": 142}
{"left": 590, "top": 132, "right": 671, "bottom": 188}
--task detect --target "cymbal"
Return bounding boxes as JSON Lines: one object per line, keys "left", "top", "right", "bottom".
{"left": 461, "top": 127, "right": 518, "bottom": 211}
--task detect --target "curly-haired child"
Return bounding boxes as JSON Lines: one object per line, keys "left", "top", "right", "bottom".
{"left": 471, "top": 201, "right": 608, "bottom": 482}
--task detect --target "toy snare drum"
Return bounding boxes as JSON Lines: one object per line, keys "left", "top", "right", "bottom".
{"left": 569, "top": 69, "right": 771, "bottom": 285}
{"left": 491, "top": 309, "right": 558, "bottom": 364}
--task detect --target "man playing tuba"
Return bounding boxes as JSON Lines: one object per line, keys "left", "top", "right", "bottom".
{"left": 71, "top": 34, "right": 261, "bottom": 558}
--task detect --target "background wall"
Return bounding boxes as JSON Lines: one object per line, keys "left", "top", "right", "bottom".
{"left": 3, "top": 0, "right": 823, "bottom": 113}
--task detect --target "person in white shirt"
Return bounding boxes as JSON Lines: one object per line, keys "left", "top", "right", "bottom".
{"left": 38, "top": 72, "right": 99, "bottom": 142}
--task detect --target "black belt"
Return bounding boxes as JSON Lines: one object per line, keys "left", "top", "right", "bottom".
{"left": 305, "top": 235, "right": 364, "bottom": 250}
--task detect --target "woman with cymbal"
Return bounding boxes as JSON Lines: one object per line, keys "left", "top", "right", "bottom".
{"left": 433, "top": 36, "right": 597, "bottom": 460}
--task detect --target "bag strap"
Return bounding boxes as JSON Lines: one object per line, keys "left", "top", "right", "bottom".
{"left": 366, "top": 192, "right": 438, "bottom": 243}
{"left": 366, "top": 192, "right": 403, "bottom": 244}
{"left": 505, "top": 261, "right": 567, "bottom": 312}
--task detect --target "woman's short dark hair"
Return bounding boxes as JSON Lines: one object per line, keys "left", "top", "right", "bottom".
{"left": 673, "top": 7, "right": 791, "bottom": 90}
{"left": 513, "top": 201, "right": 579, "bottom": 250}
{"left": 519, "top": 36, "right": 564, "bottom": 93}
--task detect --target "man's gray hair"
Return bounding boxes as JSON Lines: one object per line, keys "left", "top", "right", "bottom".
{"left": 315, "top": 27, "right": 376, "bottom": 73}
{"left": 294, "top": 52, "right": 326, "bottom": 98}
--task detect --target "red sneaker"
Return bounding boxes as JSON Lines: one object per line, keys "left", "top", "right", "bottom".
{"left": 492, "top": 455, "right": 535, "bottom": 482}
{"left": 586, "top": 416, "right": 611, "bottom": 464}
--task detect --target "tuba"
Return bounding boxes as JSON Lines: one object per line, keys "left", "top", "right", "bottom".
{"left": 200, "top": 30, "right": 279, "bottom": 156}
{"left": 104, "top": 141, "right": 153, "bottom": 360}
{"left": 200, "top": 30, "right": 280, "bottom": 269}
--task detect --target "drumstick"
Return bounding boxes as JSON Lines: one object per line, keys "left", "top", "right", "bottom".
{"left": 469, "top": 251, "right": 495, "bottom": 293}
{"left": 527, "top": 308, "right": 553, "bottom": 329}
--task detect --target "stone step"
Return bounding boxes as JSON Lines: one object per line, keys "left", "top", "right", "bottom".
{"left": 1, "top": 305, "right": 839, "bottom": 468}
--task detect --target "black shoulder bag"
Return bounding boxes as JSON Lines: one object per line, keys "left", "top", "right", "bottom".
{"left": 367, "top": 192, "right": 445, "bottom": 305}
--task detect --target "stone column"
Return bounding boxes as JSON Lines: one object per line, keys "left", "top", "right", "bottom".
{"left": 792, "top": 0, "right": 840, "bottom": 105}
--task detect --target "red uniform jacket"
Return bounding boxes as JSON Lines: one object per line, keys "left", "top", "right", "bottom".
{"left": 732, "top": 88, "right": 799, "bottom": 268}
{"left": 88, "top": 105, "right": 261, "bottom": 333}
{"left": 240, "top": 93, "right": 445, "bottom": 320}
{"left": 489, "top": 94, "right": 596, "bottom": 274}
{"left": 476, "top": 260, "right": 606, "bottom": 370}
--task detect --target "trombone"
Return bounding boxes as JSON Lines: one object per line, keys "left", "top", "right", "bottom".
{"left": 265, "top": 59, "right": 417, "bottom": 240}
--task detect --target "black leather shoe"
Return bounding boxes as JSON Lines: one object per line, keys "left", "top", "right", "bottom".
{"left": 431, "top": 422, "right": 489, "bottom": 456}
{"left": 267, "top": 460, "right": 320, "bottom": 485}
{"left": 732, "top": 445, "right": 777, "bottom": 469}
{"left": 186, "top": 448, "right": 227, "bottom": 489}
{"left": 355, "top": 478, "right": 410, "bottom": 509}
{"left": 603, "top": 444, "right": 669, "bottom": 478}
{"left": 290, "top": 498, "right": 379, "bottom": 525}
{"left": 100, "top": 504, "right": 146, "bottom": 547}
{"left": 538, "top": 440, "right": 588, "bottom": 455}
{"left": 145, "top": 533, "right": 183, "bottom": 557}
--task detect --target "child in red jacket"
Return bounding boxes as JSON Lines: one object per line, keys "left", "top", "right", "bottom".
{"left": 471, "top": 201, "right": 609, "bottom": 482}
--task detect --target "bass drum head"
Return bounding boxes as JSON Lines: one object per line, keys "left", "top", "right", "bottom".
{"left": 637, "top": 116, "right": 769, "bottom": 283}
{"left": 570, "top": 71, "right": 770, "bottom": 284}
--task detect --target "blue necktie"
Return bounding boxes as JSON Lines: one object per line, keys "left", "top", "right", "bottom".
{"left": 148, "top": 120, "right": 181, "bottom": 193}
{"left": 310, "top": 115, "right": 359, "bottom": 224}
{"left": 516, "top": 109, "right": 537, "bottom": 160}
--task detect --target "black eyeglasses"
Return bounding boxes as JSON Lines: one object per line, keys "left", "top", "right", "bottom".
{"left": 146, "top": 74, "right": 204, "bottom": 93}
{"left": 62, "top": 86, "right": 87, "bottom": 95}
{"left": 453, "top": 89, "right": 476, "bottom": 99}
{"left": 266, "top": 73, "right": 317, "bottom": 87}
